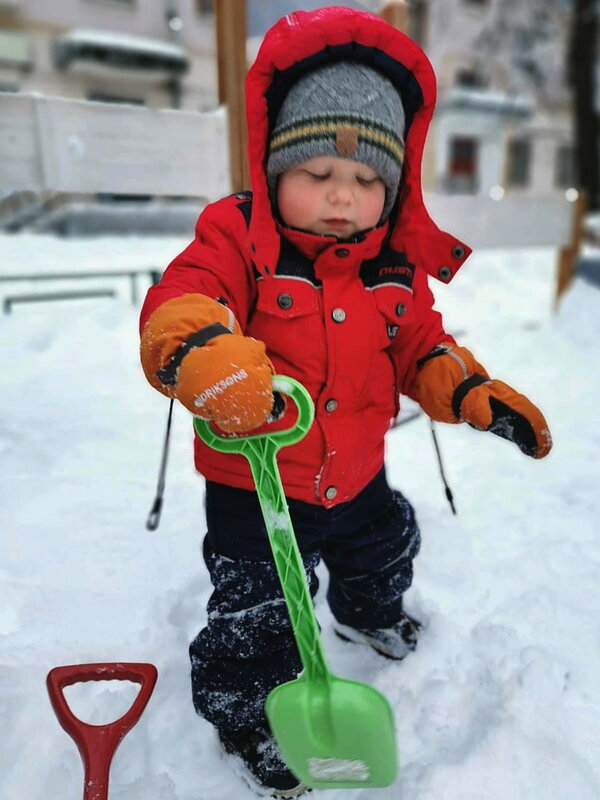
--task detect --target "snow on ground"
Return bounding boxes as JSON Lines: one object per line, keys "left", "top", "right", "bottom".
{"left": 1, "top": 234, "right": 599, "bottom": 800}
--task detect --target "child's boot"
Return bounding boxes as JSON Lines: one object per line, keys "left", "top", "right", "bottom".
{"left": 218, "top": 725, "right": 309, "bottom": 798}
{"left": 334, "top": 611, "right": 421, "bottom": 661}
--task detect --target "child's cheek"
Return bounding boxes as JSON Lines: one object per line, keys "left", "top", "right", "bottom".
{"left": 362, "top": 187, "right": 386, "bottom": 227}
{"left": 278, "top": 183, "right": 316, "bottom": 229}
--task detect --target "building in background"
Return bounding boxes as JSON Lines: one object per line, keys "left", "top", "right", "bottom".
{"left": 0, "top": 0, "right": 221, "bottom": 232}
{"left": 0, "top": 0, "right": 217, "bottom": 110}
{"left": 416, "top": 0, "right": 575, "bottom": 200}
{"left": 0, "top": 0, "right": 576, "bottom": 235}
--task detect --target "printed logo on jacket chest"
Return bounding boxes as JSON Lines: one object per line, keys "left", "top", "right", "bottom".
{"left": 360, "top": 247, "right": 415, "bottom": 291}
{"left": 377, "top": 264, "right": 413, "bottom": 280}
{"left": 360, "top": 247, "right": 416, "bottom": 340}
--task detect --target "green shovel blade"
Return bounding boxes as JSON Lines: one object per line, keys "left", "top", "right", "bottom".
{"left": 266, "top": 673, "right": 397, "bottom": 789}
{"left": 194, "top": 376, "right": 398, "bottom": 789}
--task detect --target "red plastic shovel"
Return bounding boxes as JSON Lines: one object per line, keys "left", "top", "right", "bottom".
{"left": 46, "top": 662, "right": 157, "bottom": 800}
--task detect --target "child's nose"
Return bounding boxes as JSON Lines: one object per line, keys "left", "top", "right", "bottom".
{"left": 327, "top": 182, "right": 353, "bottom": 205}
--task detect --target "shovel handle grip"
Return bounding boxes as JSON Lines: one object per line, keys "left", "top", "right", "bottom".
{"left": 193, "top": 375, "right": 314, "bottom": 454}
{"left": 47, "top": 663, "right": 157, "bottom": 800}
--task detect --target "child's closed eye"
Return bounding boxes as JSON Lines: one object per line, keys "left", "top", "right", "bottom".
{"left": 356, "top": 176, "right": 382, "bottom": 187}
{"left": 304, "top": 170, "right": 330, "bottom": 181}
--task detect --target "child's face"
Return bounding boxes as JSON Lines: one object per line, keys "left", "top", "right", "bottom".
{"left": 276, "top": 156, "right": 386, "bottom": 238}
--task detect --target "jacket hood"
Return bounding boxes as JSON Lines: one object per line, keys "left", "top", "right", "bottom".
{"left": 245, "top": 5, "right": 471, "bottom": 284}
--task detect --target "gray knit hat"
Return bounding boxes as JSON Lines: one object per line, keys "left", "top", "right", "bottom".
{"left": 267, "top": 61, "right": 406, "bottom": 224}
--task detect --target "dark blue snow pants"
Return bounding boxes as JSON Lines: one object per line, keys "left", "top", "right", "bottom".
{"left": 189, "top": 468, "right": 420, "bottom": 732}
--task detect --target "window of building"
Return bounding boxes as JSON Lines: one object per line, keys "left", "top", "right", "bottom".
{"left": 446, "top": 136, "right": 479, "bottom": 194}
{"left": 0, "top": 31, "right": 31, "bottom": 69}
{"left": 97, "top": 193, "right": 152, "bottom": 201}
{"left": 196, "top": 0, "right": 214, "bottom": 15}
{"left": 507, "top": 138, "right": 531, "bottom": 188}
{"left": 463, "top": 0, "right": 489, "bottom": 6}
{"left": 0, "top": 82, "right": 19, "bottom": 92}
{"left": 87, "top": 91, "right": 145, "bottom": 105}
{"left": 455, "top": 68, "right": 487, "bottom": 89}
{"left": 555, "top": 144, "right": 576, "bottom": 188}
{"left": 84, "top": 0, "right": 134, "bottom": 6}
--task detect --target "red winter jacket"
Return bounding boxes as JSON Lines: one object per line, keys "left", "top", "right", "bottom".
{"left": 140, "top": 6, "right": 470, "bottom": 507}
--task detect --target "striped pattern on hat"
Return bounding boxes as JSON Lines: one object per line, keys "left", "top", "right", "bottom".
{"left": 269, "top": 114, "right": 405, "bottom": 165}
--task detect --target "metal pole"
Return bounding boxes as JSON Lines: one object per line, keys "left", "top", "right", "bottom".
{"left": 164, "top": 0, "right": 183, "bottom": 109}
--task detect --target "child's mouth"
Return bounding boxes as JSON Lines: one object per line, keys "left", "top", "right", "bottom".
{"left": 323, "top": 218, "right": 351, "bottom": 230}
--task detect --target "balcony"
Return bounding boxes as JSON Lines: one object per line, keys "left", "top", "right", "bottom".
{"left": 53, "top": 29, "right": 189, "bottom": 82}
{"left": 438, "top": 87, "right": 533, "bottom": 120}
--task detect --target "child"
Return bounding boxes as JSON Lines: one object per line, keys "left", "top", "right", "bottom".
{"left": 140, "top": 7, "right": 552, "bottom": 797}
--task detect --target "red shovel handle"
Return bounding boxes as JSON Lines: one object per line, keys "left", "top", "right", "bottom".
{"left": 47, "top": 663, "right": 157, "bottom": 800}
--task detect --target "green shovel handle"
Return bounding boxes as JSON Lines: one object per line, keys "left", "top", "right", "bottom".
{"left": 193, "top": 375, "right": 314, "bottom": 454}
{"left": 193, "top": 376, "right": 329, "bottom": 684}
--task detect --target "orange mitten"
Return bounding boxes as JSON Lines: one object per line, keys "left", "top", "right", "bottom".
{"left": 414, "top": 343, "right": 552, "bottom": 459}
{"left": 175, "top": 333, "right": 275, "bottom": 432}
{"left": 141, "top": 294, "right": 275, "bottom": 433}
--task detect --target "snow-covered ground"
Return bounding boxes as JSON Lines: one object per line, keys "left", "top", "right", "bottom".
{"left": 1, "top": 234, "right": 598, "bottom": 800}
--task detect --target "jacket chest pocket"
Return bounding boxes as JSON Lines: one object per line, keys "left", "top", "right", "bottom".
{"left": 371, "top": 286, "right": 415, "bottom": 346}
{"left": 254, "top": 276, "right": 321, "bottom": 320}
{"left": 249, "top": 277, "right": 325, "bottom": 372}
{"left": 246, "top": 278, "right": 325, "bottom": 363}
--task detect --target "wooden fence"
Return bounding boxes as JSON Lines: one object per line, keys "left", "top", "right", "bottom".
{"left": 0, "top": 92, "right": 229, "bottom": 199}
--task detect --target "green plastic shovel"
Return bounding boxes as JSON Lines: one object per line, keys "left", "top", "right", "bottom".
{"left": 194, "top": 376, "right": 397, "bottom": 790}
